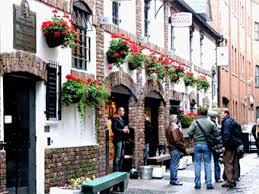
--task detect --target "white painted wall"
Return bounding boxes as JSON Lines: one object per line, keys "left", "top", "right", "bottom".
{"left": 103, "top": 0, "right": 136, "bottom": 35}
{"left": 0, "top": 1, "right": 97, "bottom": 193}
{"left": 174, "top": 27, "right": 190, "bottom": 61}
{"left": 146, "top": 0, "right": 164, "bottom": 48}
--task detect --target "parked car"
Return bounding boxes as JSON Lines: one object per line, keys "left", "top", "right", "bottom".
{"left": 242, "top": 123, "right": 257, "bottom": 152}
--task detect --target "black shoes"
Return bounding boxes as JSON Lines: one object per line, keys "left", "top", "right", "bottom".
{"left": 194, "top": 185, "right": 201, "bottom": 189}
{"left": 207, "top": 185, "right": 214, "bottom": 190}
{"left": 216, "top": 180, "right": 223, "bottom": 183}
{"left": 222, "top": 182, "right": 236, "bottom": 188}
{"left": 170, "top": 181, "right": 183, "bottom": 186}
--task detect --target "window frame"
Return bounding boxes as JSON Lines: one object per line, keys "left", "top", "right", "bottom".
{"left": 112, "top": 2, "right": 120, "bottom": 25}
{"left": 255, "top": 65, "right": 259, "bottom": 88}
{"left": 72, "top": 2, "right": 92, "bottom": 71}
{"left": 144, "top": 0, "right": 151, "bottom": 37}
{"left": 254, "top": 22, "right": 259, "bottom": 41}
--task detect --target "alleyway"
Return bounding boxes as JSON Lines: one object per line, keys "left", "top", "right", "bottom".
{"left": 122, "top": 153, "right": 259, "bottom": 194}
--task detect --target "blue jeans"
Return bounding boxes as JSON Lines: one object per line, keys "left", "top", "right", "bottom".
{"left": 114, "top": 140, "right": 125, "bottom": 171}
{"left": 144, "top": 143, "right": 150, "bottom": 165}
{"left": 169, "top": 149, "right": 181, "bottom": 182}
{"left": 213, "top": 153, "right": 221, "bottom": 181}
{"left": 194, "top": 144, "right": 212, "bottom": 187}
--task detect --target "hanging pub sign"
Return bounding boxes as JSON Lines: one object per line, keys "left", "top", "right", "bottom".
{"left": 217, "top": 47, "right": 229, "bottom": 66}
{"left": 171, "top": 12, "right": 192, "bottom": 27}
{"left": 13, "top": 0, "right": 36, "bottom": 53}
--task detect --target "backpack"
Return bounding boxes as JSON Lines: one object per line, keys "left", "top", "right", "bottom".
{"left": 196, "top": 121, "right": 222, "bottom": 155}
{"left": 232, "top": 121, "right": 245, "bottom": 158}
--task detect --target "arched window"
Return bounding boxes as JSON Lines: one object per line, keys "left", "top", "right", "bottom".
{"left": 72, "top": 1, "right": 92, "bottom": 70}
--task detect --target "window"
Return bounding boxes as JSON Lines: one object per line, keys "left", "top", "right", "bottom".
{"left": 72, "top": 2, "right": 92, "bottom": 70}
{"left": 112, "top": 2, "right": 119, "bottom": 25}
{"left": 256, "top": 107, "right": 259, "bottom": 119}
{"left": 170, "top": 25, "right": 175, "bottom": 52}
{"left": 256, "top": 66, "right": 259, "bottom": 87}
{"left": 46, "top": 62, "right": 62, "bottom": 120}
{"left": 255, "top": 22, "right": 259, "bottom": 40}
{"left": 200, "top": 32, "right": 204, "bottom": 66}
{"left": 144, "top": 0, "right": 151, "bottom": 37}
{"left": 189, "top": 27, "right": 194, "bottom": 62}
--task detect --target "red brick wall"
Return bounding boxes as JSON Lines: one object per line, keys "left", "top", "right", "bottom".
{"left": 0, "top": 51, "right": 47, "bottom": 81}
{"left": 44, "top": 146, "right": 99, "bottom": 194}
{"left": 0, "top": 151, "right": 6, "bottom": 193}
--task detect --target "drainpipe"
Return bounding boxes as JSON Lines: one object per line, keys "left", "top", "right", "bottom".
{"left": 216, "top": 36, "right": 224, "bottom": 107}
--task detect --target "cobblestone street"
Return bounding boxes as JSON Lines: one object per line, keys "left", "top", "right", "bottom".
{"left": 121, "top": 154, "right": 259, "bottom": 194}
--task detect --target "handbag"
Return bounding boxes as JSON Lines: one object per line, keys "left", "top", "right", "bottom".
{"left": 196, "top": 121, "right": 222, "bottom": 155}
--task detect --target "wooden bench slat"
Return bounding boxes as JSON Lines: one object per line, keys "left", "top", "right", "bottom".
{"left": 81, "top": 172, "right": 128, "bottom": 193}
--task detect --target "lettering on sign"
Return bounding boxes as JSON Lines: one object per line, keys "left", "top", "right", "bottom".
{"left": 171, "top": 12, "right": 192, "bottom": 27}
{"left": 13, "top": 4, "right": 36, "bottom": 53}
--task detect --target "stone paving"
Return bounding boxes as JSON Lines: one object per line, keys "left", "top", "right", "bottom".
{"left": 117, "top": 153, "right": 259, "bottom": 194}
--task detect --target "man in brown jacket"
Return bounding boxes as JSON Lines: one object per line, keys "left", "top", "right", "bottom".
{"left": 166, "top": 115, "right": 187, "bottom": 186}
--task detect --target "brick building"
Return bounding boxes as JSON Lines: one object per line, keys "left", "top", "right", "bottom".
{"left": 252, "top": 0, "right": 259, "bottom": 119}
{"left": 0, "top": 0, "right": 221, "bottom": 194}
{"left": 209, "top": 0, "right": 255, "bottom": 124}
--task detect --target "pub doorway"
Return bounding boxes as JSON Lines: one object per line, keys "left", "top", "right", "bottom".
{"left": 4, "top": 73, "right": 36, "bottom": 194}
{"left": 144, "top": 91, "right": 163, "bottom": 157}
{"left": 107, "top": 85, "right": 134, "bottom": 172}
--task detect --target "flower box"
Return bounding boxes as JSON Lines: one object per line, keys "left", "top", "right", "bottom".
{"left": 50, "top": 187, "right": 83, "bottom": 194}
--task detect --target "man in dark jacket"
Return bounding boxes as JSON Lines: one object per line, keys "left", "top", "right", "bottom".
{"left": 252, "top": 118, "right": 259, "bottom": 156}
{"left": 165, "top": 115, "right": 186, "bottom": 186}
{"left": 220, "top": 108, "right": 242, "bottom": 188}
{"left": 112, "top": 107, "right": 129, "bottom": 171}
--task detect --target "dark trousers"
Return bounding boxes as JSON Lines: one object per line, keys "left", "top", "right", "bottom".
{"left": 256, "top": 133, "right": 259, "bottom": 155}
{"left": 113, "top": 140, "right": 125, "bottom": 171}
{"left": 223, "top": 147, "right": 239, "bottom": 183}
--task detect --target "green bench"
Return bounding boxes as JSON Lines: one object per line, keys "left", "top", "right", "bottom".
{"left": 81, "top": 172, "right": 128, "bottom": 194}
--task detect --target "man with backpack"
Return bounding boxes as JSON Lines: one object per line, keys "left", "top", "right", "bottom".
{"left": 187, "top": 109, "right": 219, "bottom": 190}
{"left": 252, "top": 118, "right": 259, "bottom": 156}
{"left": 220, "top": 108, "right": 243, "bottom": 188}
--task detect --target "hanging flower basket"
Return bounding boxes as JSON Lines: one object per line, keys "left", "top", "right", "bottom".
{"left": 44, "top": 32, "right": 65, "bottom": 48}
{"left": 41, "top": 9, "right": 77, "bottom": 48}
{"left": 196, "top": 75, "right": 210, "bottom": 92}
{"left": 183, "top": 71, "right": 195, "bottom": 87}
{"left": 62, "top": 75, "right": 111, "bottom": 118}
{"left": 127, "top": 52, "right": 144, "bottom": 70}
{"left": 106, "top": 34, "right": 130, "bottom": 67}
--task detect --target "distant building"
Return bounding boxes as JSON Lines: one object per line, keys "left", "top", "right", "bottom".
{"left": 252, "top": 0, "right": 259, "bottom": 119}
{"left": 209, "top": 0, "right": 254, "bottom": 124}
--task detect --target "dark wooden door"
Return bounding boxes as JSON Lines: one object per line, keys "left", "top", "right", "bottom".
{"left": 4, "top": 74, "right": 36, "bottom": 194}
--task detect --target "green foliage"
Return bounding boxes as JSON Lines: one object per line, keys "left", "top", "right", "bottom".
{"left": 106, "top": 38, "right": 130, "bottom": 67}
{"left": 178, "top": 110, "right": 198, "bottom": 127}
{"left": 62, "top": 75, "right": 111, "bottom": 118}
{"left": 196, "top": 76, "right": 210, "bottom": 92}
{"left": 127, "top": 52, "right": 145, "bottom": 70}
{"left": 41, "top": 10, "right": 77, "bottom": 48}
{"left": 183, "top": 71, "right": 196, "bottom": 86}
{"left": 145, "top": 56, "right": 166, "bottom": 80}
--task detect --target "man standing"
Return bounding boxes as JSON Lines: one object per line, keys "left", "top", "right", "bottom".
{"left": 208, "top": 111, "right": 223, "bottom": 183}
{"left": 112, "top": 107, "right": 129, "bottom": 171}
{"left": 220, "top": 108, "right": 242, "bottom": 188}
{"left": 187, "top": 109, "right": 219, "bottom": 190}
{"left": 165, "top": 115, "right": 186, "bottom": 186}
{"left": 144, "top": 117, "right": 154, "bottom": 165}
{"left": 252, "top": 118, "right": 259, "bottom": 156}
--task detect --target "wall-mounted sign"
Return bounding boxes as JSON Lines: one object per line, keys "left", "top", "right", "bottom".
{"left": 217, "top": 47, "right": 229, "bottom": 66}
{"left": 171, "top": 12, "right": 192, "bottom": 27}
{"left": 13, "top": 2, "right": 36, "bottom": 53}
